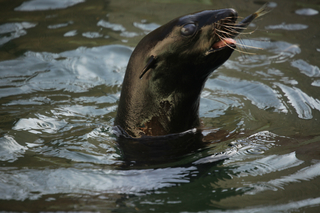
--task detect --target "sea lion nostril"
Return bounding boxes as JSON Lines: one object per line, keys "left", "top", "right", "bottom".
{"left": 227, "top": 8, "right": 238, "bottom": 22}
{"left": 231, "top": 8, "right": 238, "bottom": 17}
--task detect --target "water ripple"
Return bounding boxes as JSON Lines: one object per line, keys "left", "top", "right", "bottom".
{"left": 295, "top": 8, "right": 319, "bottom": 16}
{"left": 268, "top": 162, "right": 320, "bottom": 187}
{"left": 0, "top": 166, "right": 196, "bottom": 201}
{"left": 133, "top": 21, "right": 160, "bottom": 32}
{"left": 232, "top": 152, "right": 303, "bottom": 178}
{"left": 0, "top": 135, "right": 27, "bottom": 162}
{"left": 291, "top": 59, "right": 320, "bottom": 77}
{"left": 194, "top": 131, "right": 278, "bottom": 165}
{"left": 0, "top": 45, "right": 131, "bottom": 98}
{"left": 206, "top": 76, "right": 286, "bottom": 112}
{"left": 266, "top": 23, "right": 308, "bottom": 31}
{"left": 13, "top": 114, "right": 68, "bottom": 134}
{"left": 210, "top": 197, "right": 320, "bottom": 213}
{"left": 0, "top": 22, "right": 37, "bottom": 45}
{"left": 15, "top": 0, "right": 85, "bottom": 11}
{"left": 275, "top": 83, "right": 320, "bottom": 119}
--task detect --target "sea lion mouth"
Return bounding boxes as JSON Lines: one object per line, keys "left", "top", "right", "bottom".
{"left": 208, "top": 38, "right": 237, "bottom": 53}
{"left": 205, "top": 27, "right": 237, "bottom": 55}
{"left": 206, "top": 4, "right": 269, "bottom": 55}
{"left": 205, "top": 12, "right": 238, "bottom": 55}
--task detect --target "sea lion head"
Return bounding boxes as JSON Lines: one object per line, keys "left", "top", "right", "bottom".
{"left": 115, "top": 9, "right": 241, "bottom": 138}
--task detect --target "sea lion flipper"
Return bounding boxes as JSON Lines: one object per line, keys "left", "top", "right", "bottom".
{"left": 139, "top": 55, "right": 156, "bottom": 79}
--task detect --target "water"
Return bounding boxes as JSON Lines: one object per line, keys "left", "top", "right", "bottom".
{"left": 1, "top": 0, "right": 320, "bottom": 212}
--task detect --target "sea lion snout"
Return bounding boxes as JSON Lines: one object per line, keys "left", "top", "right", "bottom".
{"left": 226, "top": 8, "right": 238, "bottom": 22}
{"left": 206, "top": 8, "right": 238, "bottom": 24}
{"left": 224, "top": 9, "right": 238, "bottom": 26}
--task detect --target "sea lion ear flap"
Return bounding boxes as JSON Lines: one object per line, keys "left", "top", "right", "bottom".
{"left": 139, "top": 55, "right": 157, "bottom": 79}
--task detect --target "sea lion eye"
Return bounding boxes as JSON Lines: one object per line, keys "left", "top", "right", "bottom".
{"left": 180, "top": 23, "right": 197, "bottom": 36}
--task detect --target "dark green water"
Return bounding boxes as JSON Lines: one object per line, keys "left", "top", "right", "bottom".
{"left": 1, "top": 0, "right": 320, "bottom": 212}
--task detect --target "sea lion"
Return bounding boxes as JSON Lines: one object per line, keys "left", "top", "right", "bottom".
{"left": 114, "top": 6, "right": 268, "bottom": 139}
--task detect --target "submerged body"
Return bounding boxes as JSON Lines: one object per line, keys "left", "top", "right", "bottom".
{"left": 115, "top": 6, "right": 267, "bottom": 139}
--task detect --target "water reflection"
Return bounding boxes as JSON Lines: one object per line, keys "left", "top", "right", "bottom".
{"left": 211, "top": 197, "right": 320, "bottom": 213}
{"left": 295, "top": 8, "right": 319, "bottom": 16}
{"left": 0, "top": 22, "right": 37, "bottom": 45}
{"left": 64, "top": 30, "right": 77, "bottom": 37}
{"left": 0, "top": 130, "right": 297, "bottom": 202}
{"left": 268, "top": 162, "right": 320, "bottom": 187}
{"left": 48, "top": 21, "right": 73, "bottom": 29}
{"left": 133, "top": 21, "right": 160, "bottom": 32}
{"left": 15, "top": 0, "right": 85, "bottom": 11}
{"left": 0, "top": 166, "right": 200, "bottom": 201}
{"left": 97, "top": 20, "right": 126, "bottom": 32}
{"left": 0, "top": 135, "right": 27, "bottom": 162}
{"left": 1, "top": 0, "right": 320, "bottom": 212}
{"left": 82, "top": 31, "right": 104, "bottom": 38}
{"left": 0, "top": 45, "right": 131, "bottom": 97}
{"left": 275, "top": 83, "right": 320, "bottom": 119}
{"left": 266, "top": 23, "right": 308, "bottom": 31}
{"left": 13, "top": 113, "right": 68, "bottom": 134}
{"left": 291, "top": 59, "right": 320, "bottom": 78}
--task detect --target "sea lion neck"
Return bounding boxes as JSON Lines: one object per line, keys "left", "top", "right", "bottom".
{"left": 115, "top": 8, "right": 240, "bottom": 138}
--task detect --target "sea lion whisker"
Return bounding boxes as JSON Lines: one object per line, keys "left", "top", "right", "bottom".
{"left": 220, "top": 21, "right": 248, "bottom": 27}
{"left": 217, "top": 24, "right": 248, "bottom": 34}
{"left": 221, "top": 15, "right": 247, "bottom": 23}
{"left": 224, "top": 27, "right": 257, "bottom": 35}
{"left": 215, "top": 28, "right": 233, "bottom": 36}
{"left": 223, "top": 27, "right": 241, "bottom": 35}
{"left": 215, "top": 33, "right": 256, "bottom": 55}
{"left": 220, "top": 21, "right": 242, "bottom": 26}
{"left": 235, "top": 39, "right": 247, "bottom": 59}
{"left": 220, "top": 16, "right": 234, "bottom": 19}
{"left": 214, "top": 23, "right": 245, "bottom": 34}
{"left": 236, "top": 37, "right": 249, "bottom": 57}
{"left": 222, "top": 24, "right": 248, "bottom": 30}
{"left": 221, "top": 22, "right": 239, "bottom": 26}
{"left": 217, "top": 26, "right": 241, "bottom": 36}
{"left": 220, "top": 23, "right": 260, "bottom": 36}
{"left": 220, "top": 17, "right": 235, "bottom": 22}
{"left": 236, "top": 30, "right": 256, "bottom": 35}
{"left": 224, "top": 21, "right": 262, "bottom": 35}
{"left": 217, "top": 27, "right": 263, "bottom": 53}
{"left": 236, "top": 40, "right": 264, "bottom": 50}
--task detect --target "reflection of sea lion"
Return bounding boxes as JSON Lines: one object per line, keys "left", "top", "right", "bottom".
{"left": 115, "top": 7, "right": 267, "bottom": 139}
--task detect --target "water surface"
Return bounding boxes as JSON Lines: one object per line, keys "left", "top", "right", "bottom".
{"left": 1, "top": 0, "right": 320, "bottom": 212}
